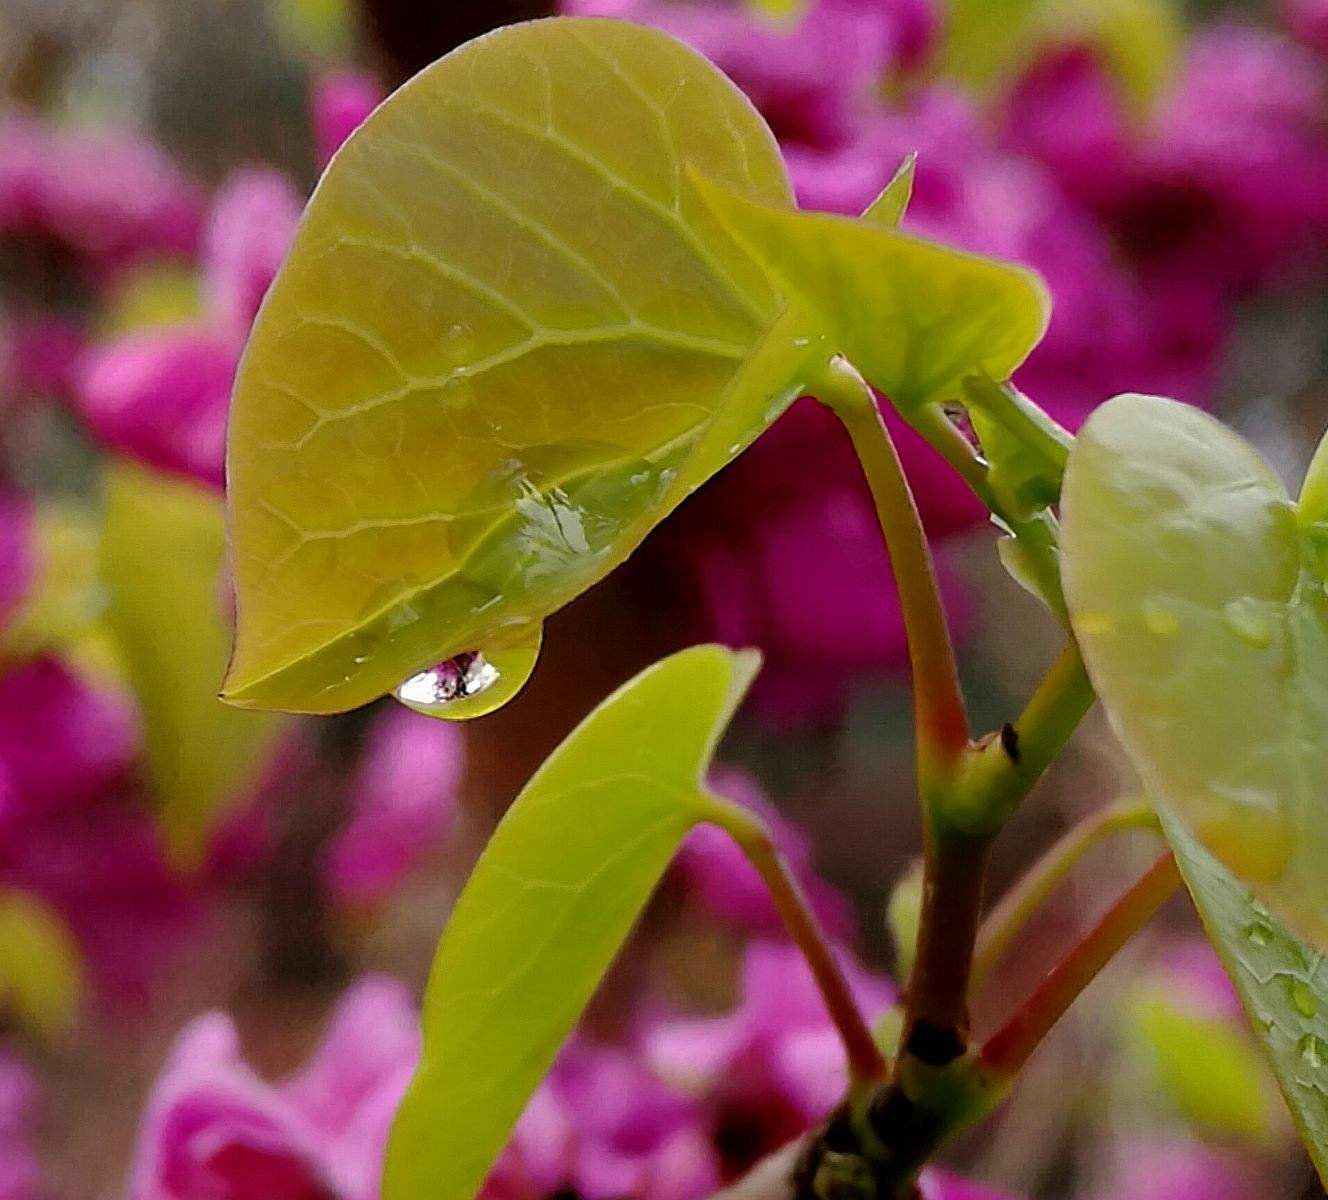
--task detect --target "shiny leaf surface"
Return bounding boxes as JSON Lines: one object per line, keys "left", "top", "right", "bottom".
{"left": 1167, "top": 812, "right": 1328, "bottom": 1184}
{"left": 1062, "top": 394, "right": 1328, "bottom": 947}
{"left": 224, "top": 18, "right": 824, "bottom": 715}
{"left": 692, "top": 175, "right": 1050, "bottom": 414}
{"left": 384, "top": 645, "right": 759, "bottom": 1200}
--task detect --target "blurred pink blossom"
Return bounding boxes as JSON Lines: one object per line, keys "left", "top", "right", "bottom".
{"left": 676, "top": 767, "right": 851, "bottom": 936}
{"left": 132, "top": 975, "right": 419, "bottom": 1200}
{"left": 1087, "top": 1140, "right": 1261, "bottom": 1200}
{"left": 1285, "top": 0, "right": 1328, "bottom": 54}
{"left": 920, "top": 1171, "right": 1020, "bottom": 1200}
{"left": 0, "top": 657, "right": 195, "bottom": 1007}
{"left": 312, "top": 72, "right": 385, "bottom": 168}
{"left": 325, "top": 705, "right": 464, "bottom": 905}
{"left": 0, "top": 1052, "right": 44, "bottom": 1200}
{"left": 0, "top": 493, "right": 33, "bottom": 635}
{"left": 644, "top": 939, "right": 895, "bottom": 1175}
{"left": 73, "top": 168, "right": 302, "bottom": 488}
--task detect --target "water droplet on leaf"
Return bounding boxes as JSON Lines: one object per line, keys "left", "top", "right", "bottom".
{"left": 392, "top": 626, "right": 544, "bottom": 721}
{"left": 1299, "top": 1034, "right": 1328, "bottom": 1068}
{"left": 1289, "top": 978, "right": 1319, "bottom": 1018}
{"left": 1244, "top": 921, "right": 1274, "bottom": 948}
{"left": 1223, "top": 597, "right": 1274, "bottom": 648}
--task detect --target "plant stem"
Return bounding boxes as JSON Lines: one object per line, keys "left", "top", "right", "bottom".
{"left": 720, "top": 803, "right": 888, "bottom": 1084}
{"left": 945, "top": 642, "right": 1096, "bottom": 833}
{"left": 979, "top": 851, "right": 1180, "bottom": 1079}
{"left": 970, "top": 800, "right": 1160, "bottom": 992}
{"left": 817, "top": 360, "right": 968, "bottom": 785}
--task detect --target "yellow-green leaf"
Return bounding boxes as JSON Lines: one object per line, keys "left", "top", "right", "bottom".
{"left": 384, "top": 645, "right": 759, "bottom": 1200}
{"left": 1166, "top": 812, "right": 1328, "bottom": 1184}
{"left": 861, "top": 153, "right": 916, "bottom": 230}
{"left": 224, "top": 17, "right": 825, "bottom": 716}
{"left": 1061, "top": 394, "right": 1328, "bottom": 948}
{"left": 102, "top": 461, "right": 288, "bottom": 866}
{"left": 692, "top": 174, "right": 1050, "bottom": 414}
{"left": 0, "top": 890, "right": 83, "bottom": 1038}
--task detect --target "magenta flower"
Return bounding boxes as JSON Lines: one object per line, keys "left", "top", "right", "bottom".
{"left": 0, "top": 657, "right": 196, "bottom": 1007}
{"left": 1086, "top": 1140, "right": 1261, "bottom": 1200}
{"left": 312, "top": 72, "right": 384, "bottom": 169}
{"left": 0, "top": 1051, "right": 44, "bottom": 1200}
{"left": 919, "top": 1171, "right": 1020, "bottom": 1200}
{"left": 676, "top": 767, "right": 851, "bottom": 936}
{"left": 324, "top": 705, "right": 464, "bottom": 905}
{"left": 73, "top": 167, "right": 301, "bottom": 488}
{"left": 1285, "top": 0, "right": 1328, "bottom": 55}
{"left": 644, "top": 939, "right": 895, "bottom": 1176}
{"left": 132, "top": 975, "right": 419, "bottom": 1200}
{"left": 0, "top": 493, "right": 33, "bottom": 636}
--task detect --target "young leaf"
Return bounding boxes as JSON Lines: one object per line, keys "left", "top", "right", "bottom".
{"left": 0, "top": 890, "right": 83, "bottom": 1038}
{"left": 223, "top": 17, "right": 826, "bottom": 715}
{"left": 861, "top": 153, "right": 916, "bottom": 230}
{"left": 101, "top": 461, "right": 288, "bottom": 865}
{"left": 691, "top": 175, "right": 1051, "bottom": 415}
{"left": 384, "top": 644, "right": 759, "bottom": 1200}
{"left": 1165, "top": 812, "right": 1328, "bottom": 1185}
{"left": 1061, "top": 394, "right": 1328, "bottom": 948}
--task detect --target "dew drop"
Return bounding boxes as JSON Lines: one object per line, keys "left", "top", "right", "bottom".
{"left": 1141, "top": 597, "right": 1180, "bottom": 637}
{"left": 395, "top": 652, "right": 499, "bottom": 710}
{"left": 1289, "top": 978, "right": 1319, "bottom": 1019}
{"left": 1223, "top": 597, "right": 1274, "bottom": 648}
{"left": 1245, "top": 921, "right": 1274, "bottom": 948}
{"left": 1300, "top": 1034, "right": 1328, "bottom": 1069}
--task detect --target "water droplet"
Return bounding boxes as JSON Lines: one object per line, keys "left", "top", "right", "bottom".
{"left": 1299, "top": 1034, "right": 1328, "bottom": 1068}
{"left": 393, "top": 626, "right": 544, "bottom": 722}
{"left": 1289, "top": 978, "right": 1319, "bottom": 1018}
{"left": 395, "top": 652, "right": 500, "bottom": 709}
{"left": 1223, "top": 597, "right": 1274, "bottom": 648}
{"left": 1141, "top": 597, "right": 1180, "bottom": 637}
{"left": 1245, "top": 921, "right": 1274, "bottom": 948}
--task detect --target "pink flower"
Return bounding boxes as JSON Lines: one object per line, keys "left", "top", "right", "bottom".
{"left": 73, "top": 167, "right": 301, "bottom": 488}
{"left": 311, "top": 73, "right": 384, "bottom": 168}
{"left": 644, "top": 939, "right": 895, "bottom": 1176}
{"left": 919, "top": 1171, "right": 1021, "bottom": 1200}
{"left": 1285, "top": 0, "right": 1328, "bottom": 55}
{"left": 487, "top": 1041, "right": 717, "bottom": 1200}
{"left": 0, "top": 1052, "right": 44, "bottom": 1200}
{"left": 324, "top": 705, "right": 465, "bottom": 905}
{"left": 0, "top": 657, "right": 195, "bottom": 1007}
{"left": 676, "top": 768, "right": 851, "bottom": 936}
{"left": 0, "top": 494, "right": 33, "bottom": 637}
{"left": 1086, "top": 1140, "right": 1261, "bottom": 1200}
{"left": 1155, "top": 942, "right": 1243, "bottom": 1025}
{"left": 132, "top": 975, "right": 419, "bottom": 1200}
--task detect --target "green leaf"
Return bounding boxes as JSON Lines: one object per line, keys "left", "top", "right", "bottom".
{"left": 861, "top": 153, "right": 916, "bottom": 230}
{"left": 1123, "top": 974, "right": 1275, "bottom": 1141}
{"left": 101, "top": 461, "right": 289, "bottom": 866}
{"left": 223, "top": 17, "right": 826, "bottom": 715}
{"left": 1166, "top": 811, "right": 1328, "bottom": 1184}
{"left": 0, "top": 890, "right": 84, "bottom": 1038}
{"left": 1061, "top": 394, "right": 1328, "bottom": 948}
{"left": 691, "top": 174, "right": 1050, "bottom": 415}
{"left": 384, "top": 644, "right": 759, "bottom": 1200}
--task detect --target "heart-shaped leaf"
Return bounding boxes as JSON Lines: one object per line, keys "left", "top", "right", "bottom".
{"left": 691, "top": 174, "right": 1051, "bottom": 415}
{"left": 223, "top": 17, "right": 825, "bottom": 715}
{"left": 102, "top": 461, "right": 288, "bottom": 865}
{"left": 1061, "top": 393, "right": 1328, "bottom": 948}
{"left": 384, "top": 644, "right": 759, "bottom": 1200}
{"left": 1165, "top": 812, "right": 1328, "bottom": 1185}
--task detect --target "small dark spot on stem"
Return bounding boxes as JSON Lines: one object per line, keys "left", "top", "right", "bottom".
{"left": 999, "top": 722, "right": 1020, "bottom": 763}
{"left": 903, "top": 1019, "right": 966, "bottom": 1067}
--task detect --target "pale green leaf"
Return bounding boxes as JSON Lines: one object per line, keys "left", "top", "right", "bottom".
{"left": 691, "top": 174, "right": 1050, "bottom": 414}
{"left": 1061, "top": 394, "right": 1328, "bottom": 948}
{"left": 102, "top": 461, "right": 288, "bottom": 866}
{"left": 1166, "top": 812, "right": 1328, "bottom": 1184}
{"left": 384, "top": 645, "right": 759, "bottom": 1200}
{"left": 224, "top": 17, "right": 826, "bottom": 715}
{"left": 861, "top": 153, "right": 916, "bottom": 230}
{"left": 0, "top": 890, "right": 84, "bottom": 1037}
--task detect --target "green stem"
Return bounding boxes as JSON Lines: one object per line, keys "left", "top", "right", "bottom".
{"left": 944, "top": 642, "right": 1096, "bottom": 833}
{"left": 718, "top": 802, "right": 888, "bottom": 1085}
{"left": 816, "top": 360, "right": 968, "bottom": 785}
{"left": 979, "top": 851, "right": 1180, "bottom": 1080}
{"left": 970, "top": 800, "right": 1160, "bottom": 993}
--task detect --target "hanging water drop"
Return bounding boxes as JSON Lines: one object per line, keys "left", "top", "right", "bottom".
{"left": 395, "top": 652, "right": 500, "bottom": 710}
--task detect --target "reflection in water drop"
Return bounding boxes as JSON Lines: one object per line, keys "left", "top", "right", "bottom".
{"left": 1300, "top": 1034, "right": 1328, "bottom": 1068}
{"left": 1224, "top": 597, "right": 1274, "bottom": 649}
{"left": 396, "top": 652, "right": 500, "bottom": 708}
